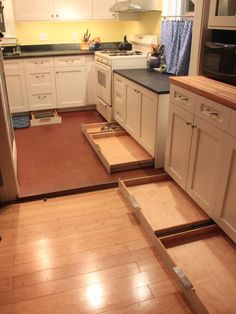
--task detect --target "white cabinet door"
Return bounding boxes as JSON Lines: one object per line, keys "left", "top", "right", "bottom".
{"left": 165, "top": 104, "right": 193, "bottom": 190}
{"left": 139, "top": 89, "right": 157, "bottom": 156}
{"left": 186, "top": 117, "right": 227, "bottom": 216}
{"left": 85, "top": 55, "right": 96, "bottom": 105}
{"left": 208, "top": 0, "right": 236, "bottom": 29}
{"left": 93, "top": 0, "right": 117, "bottom": 20}
{"left": 13, "top": 0, "right": 54, "bottom": 21}
{"left": 55, "top": 66, "right": 86, "bottom": 108}
{"left": 125, "top": 82, "right": 141, "bottom": 139}
{"left": 55, "top": 0, "right": 92, "bottom": 20}
{"left": 215, "top": 136, "right": 236, "bottom": 243}
{"left": 5, "top": 70, "right": 29, "bottom": 113}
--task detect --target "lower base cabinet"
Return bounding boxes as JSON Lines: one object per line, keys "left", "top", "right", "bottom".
{"left": 119, "top": 174, "right": 236, "bottom": 314}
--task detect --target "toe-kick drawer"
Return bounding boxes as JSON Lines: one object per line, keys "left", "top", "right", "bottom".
{"left": 119, "top": 174, "right": 236, "bottom": 314}
{"left": 81, "top": 122, "right": 154, "bottom": 174}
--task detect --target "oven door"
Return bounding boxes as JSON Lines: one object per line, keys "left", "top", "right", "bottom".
{"left": 95, "top": 61, "right": 111, "bottom": 105}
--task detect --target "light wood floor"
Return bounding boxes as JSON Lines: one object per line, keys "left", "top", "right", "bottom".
{"left": 0, "top": 188, "right": 194, "bottom": 314}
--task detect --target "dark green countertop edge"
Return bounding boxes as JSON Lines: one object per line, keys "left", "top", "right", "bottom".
{"left": 3, "top": 50, "right": 94, "bottom": 59}
{"left": 113, "top": 69, "right": 172, "bottom": 94}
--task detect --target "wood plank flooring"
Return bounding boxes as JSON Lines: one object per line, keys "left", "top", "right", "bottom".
{"left": 0, "top": 189, "right": 194, "bottom": 313}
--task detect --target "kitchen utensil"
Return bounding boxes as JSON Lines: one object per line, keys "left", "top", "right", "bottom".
{"left": 119, "top": 35, "right": 132, "bottom": 51}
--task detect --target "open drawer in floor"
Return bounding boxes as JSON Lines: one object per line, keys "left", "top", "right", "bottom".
{"left": 119, "top": 174, "right": 236, "bottom": 314}
{"left": 81, "top": 122, "right": 154, "bottom": 174}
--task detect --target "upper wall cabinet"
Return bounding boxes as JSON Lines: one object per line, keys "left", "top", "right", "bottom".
{"left": 92, "top": 0, "right": 117, "bottom": 20}
{"left": 13, "top": 0, "right": 93, "bottom": 21}
{"left": 208, "top": 0, "right": 236, "bottom": 29}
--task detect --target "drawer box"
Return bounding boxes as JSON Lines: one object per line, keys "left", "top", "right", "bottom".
{"left": 54, "top": 56, "right": 85, "bottom": 67}
{"left": 195, "top": 95, "right": 231, "bottom": 132}
{"left": 4, "top": 59, "right": 24, "bottom": 71}
{"left": 170, "top": 84, "right": 196, "bottom": 114}
{"left": 24, "top": 58, "right": 54, "bottom": 69}
{"left": 81, "top": 122, "right": 154, "bottom": 174}
{"left": 119, "top": 174, "right": 236, "bottom": 314}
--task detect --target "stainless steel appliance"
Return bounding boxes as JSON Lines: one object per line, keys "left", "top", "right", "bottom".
{"left": 203, "top": 42, "right": 236, "bottom": 85}
{"left": 0, "top": 51, "right": 18, "bottom": 202}
{"left": 95, "top": 35, "right": 157, "bottom": 121}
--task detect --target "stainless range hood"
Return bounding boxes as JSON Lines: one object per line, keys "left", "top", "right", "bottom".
{"left": 110, "top": 0, "right": 160, "bottom": 12}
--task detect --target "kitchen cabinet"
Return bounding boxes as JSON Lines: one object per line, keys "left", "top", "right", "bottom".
{"left": 55, "top": 56, "right": 86, "bottom": 108}
{"left": 165, "top": 85, "right": 229, "bottom": 216}
{"left": 208, "top": 0, "right": 236, "bottom": 29}
{"left": 13, "top": 0, "right": 92, "bottom": 21}
{"left": 24, "top": 58, "right": 57, "bottom": 111}
{"left": 85, "top": 55, "right": 96, "bottom": 105}
{"left": 4, "top": 60, "right": 29, "bottom": 113}
{"left": 113, "top": 74, "right": 164, "bottom": 158}
{"left": 92, "top": 0, "right": 117, "bottom": 20}
{"left": 214, "top": 110, "right": 236, "bottom": 243}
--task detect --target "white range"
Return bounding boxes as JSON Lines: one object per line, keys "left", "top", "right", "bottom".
{"left": 95, "top": 34, "right": 157, "bottom": 122}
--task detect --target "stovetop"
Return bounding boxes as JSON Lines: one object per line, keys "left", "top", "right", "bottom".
{"left": 98, "top": 50, "right": 145, "bottom": 56}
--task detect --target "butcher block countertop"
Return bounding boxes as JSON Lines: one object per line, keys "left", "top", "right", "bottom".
{"left": 170, "top": 76, "right": 236, "bottom": 110}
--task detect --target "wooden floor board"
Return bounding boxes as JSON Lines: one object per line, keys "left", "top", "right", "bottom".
{"left": 0, "top": 188, "right": 192, "bottom": 313}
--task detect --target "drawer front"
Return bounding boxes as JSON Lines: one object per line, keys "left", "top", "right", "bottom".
{"left": 54, "top": 56, "right": 85, "bottom": 67}
{"left": 29, "top": 90, "right": 57, "bottom": 111}
{"left": 26, "top": 69, "right": 55, "bottom": 91}
{"left": 170, "top": 84, "right": 196, "bottom": 113}
{"left": 195, "top": 95, "right": 231, "bottom": 132}
{"left": 24, "top": 58, "right": 54, "bottom": 69}
{"left": 96, "top": 98, "right": 112, "bottom": 122}
{"left": 114, "top": 74, "right": 125, "bottom": 89}
{"left": 4, "top": 59, "right": 24, "bottom": 71}
{"left": 229, "top": 110, "right": 236, "bottom": 138}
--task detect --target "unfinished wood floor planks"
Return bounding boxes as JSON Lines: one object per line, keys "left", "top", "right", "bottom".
{"left": 0, "top": 189, "right": 194, "bottom": 314}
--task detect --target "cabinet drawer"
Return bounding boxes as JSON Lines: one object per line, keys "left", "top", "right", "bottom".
{"left": 96, "top": 98, "right": 112, "bottom": 122}
{"left": 4, "top": 59, "right": 24, "bottom": 71}
{"left": 229, "top": 110, "right": 236, "bottom": 138}
{"left": 170, "top": 84, "right": 196, "bottom": 113}
{"left": 29, "top": 90, "right": 57, "bottom": 110}
{"left": 54, "top": 56, "right": 85, "bottom": 67}
{"left": 195, "top": 95, "right": 231, "bottom": 132}
{"left": 24, "top": 58, "right": 54, "bottom": 69}
{"left": 26, "top": 68, "right": 55, "bottom": 91}
{"left": 114, "top": 74, "right": 125, "bottom": 89}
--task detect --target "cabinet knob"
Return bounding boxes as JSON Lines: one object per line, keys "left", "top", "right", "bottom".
{"left": 56, "top": 14, "right": 59, "bottom": 18}
{"left": 51, "top": 14, "right": 54, "bottom": 18}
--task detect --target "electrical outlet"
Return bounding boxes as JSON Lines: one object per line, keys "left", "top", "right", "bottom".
{"left": 72, "top": 32, "right": 78, "bottom": 41}
{"left": 39, "top": 32, "right": 48, "bottom": 41}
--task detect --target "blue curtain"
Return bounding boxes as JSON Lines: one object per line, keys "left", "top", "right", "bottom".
{"left": 161, "top": 20, "right": 193, "bottom": 76}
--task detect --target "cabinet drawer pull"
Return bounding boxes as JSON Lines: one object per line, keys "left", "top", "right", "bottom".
{"left": 34, "top": 61, "right": 44, "bottom": 65}
{"left": 207, "top": 110, "right": 219, "bottom": 117}
{"left": 173, "top": 266, "right": 193, "bottom": 290}
{"left": 37, "top": 95, "right": 47, "bottom": 99}
{"left": 51, "top": 14, "right": 54, "bottom": 18}
{"left": 186, "top": 122, "right": 192, "bottom": 126}
{"left": 192, "top": 124, "right": 197, "bottom": 128}
{"left": 35, "top": 74, "right": 45, "bottom": 79}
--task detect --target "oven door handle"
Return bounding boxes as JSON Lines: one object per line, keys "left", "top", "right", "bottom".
{"left": 95, "top": 62, "right": 111, "bottom": 72}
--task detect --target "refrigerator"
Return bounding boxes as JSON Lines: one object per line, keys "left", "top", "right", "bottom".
{"left": 0, "top": 51, "right": 19, "bottom": 202}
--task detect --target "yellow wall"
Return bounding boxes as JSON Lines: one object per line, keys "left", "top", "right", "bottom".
{"left": 15, "top": 12, "right": 162, "bottom": 45}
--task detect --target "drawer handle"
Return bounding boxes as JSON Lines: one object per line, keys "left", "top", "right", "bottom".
{"left": 178, "top": 95, "right": 188, "bottom": 101}
{"left": 206, "top": 110, "right": 219, "bottom": 117}
{"left": 34, "top": 61, "right": 44, "bottom": 65}
{"left": 35, "top": 75, "right": 45, "bottom": 78}
{"left": 65, "top": 60, "right": 75, "bottom": 63}
{"left": 173, "top": 266, "right": 193, "bottom": 290}
{"left": 37, "top": 95, "right": 47, "bottom": 99}
{"left": 186, "top": 122, "right": 192, "bottom": 126}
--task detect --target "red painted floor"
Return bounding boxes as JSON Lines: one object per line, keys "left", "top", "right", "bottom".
{"left": 15, "top": 110, "right": 161, "bottom": 197}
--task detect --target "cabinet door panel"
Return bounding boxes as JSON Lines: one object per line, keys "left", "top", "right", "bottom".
{"left": 186, "top": 117, "right": 227, "bottom": 216}
{"left": 55, "top": 0, "right": 92, "bottom": 20}
{"left": 85, "top": 56, "right": 96, "bottom": 105}
{"left": 5, "top": 70, "right": 29, "bottom": 113}
{"left": 14, "top": 0, "right": 54, "bottom": 21}
{"left": 164, "top": 104, "right": 193, "bottom": 189}
{"left": 215, "top": 136, "right": 236, "bottom": 243}
{"left": 56, "top": 66, "right": 86, "bottom": 108}
{"left": 140, "top": 90, "right": 157, "bottom": 156}
{"left": 125, "top": 83, "right": 141, "bottom": 138}
{"left": 93, "top": 0, "right": 117, "bottom": 20}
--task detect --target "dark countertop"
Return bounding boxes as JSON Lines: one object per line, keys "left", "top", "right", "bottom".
{"left": 113, "top": 69, "right": 172, "bottom": 94}
{"left": 3, "top": 42, "right": 120, "bottom": 59}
